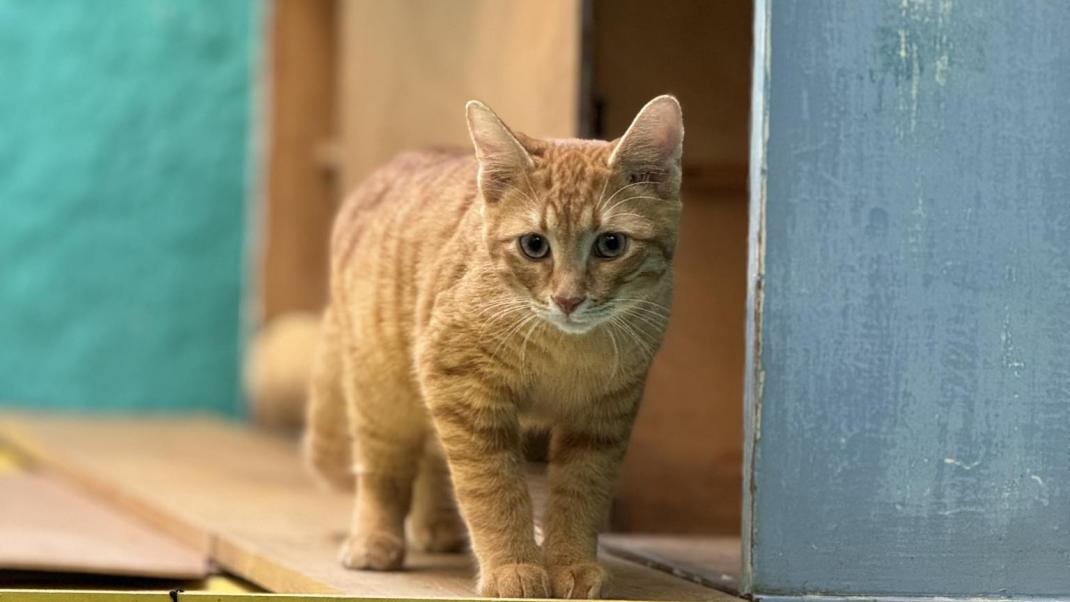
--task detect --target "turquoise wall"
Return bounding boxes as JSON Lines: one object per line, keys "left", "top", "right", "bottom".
{"left": 0, "top": 0, "right": 262, "bottom": 414}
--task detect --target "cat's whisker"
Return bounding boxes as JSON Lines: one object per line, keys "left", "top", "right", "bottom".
{"left": 488, "top": 319, "right": 524, "bottom": 357}
{"left": 602, "top": 195, "right": 662, "bottom": 217}
{"left": 478, "top": 306, "right": 530, "bottom": 333}
{"left": 518, "top": 169, "right": 542, "bottom": 211}
{"left": 518, "top": 317, "right": 543, "bottom": 366}
{"left": 476, "top": 303, "right": 535, "bottom": 330}
{"left": 474, "top": 298, "right": 529, "bottom": 312}
{"left": 595, "top": 174, "right": 611, "bottom": 214}
{"left": 623, "top": 308, "right": 668, "bottom": 333}
{"left": 602, "top": 211, "right": 648, "bottom": 222}
{"left": 614, "top": 315, "right": 657, "bottom": 359}
{"left": 490, "top": 313, "right": 539, "bottom": 359}
{"left": 609, "top": 316, "right": 641, "bottom": 359}
{"left": 502, "top": 185, "right": 547, "bottom": 225}
{"left": 502, "top": 183, "right": 538, "bottom": 207}
{"left": 473, "top": 301, "right": 529, "bottom": 320}
{"left": 597, "top": 181, "right": 650, "bottom": 211}
{"left": 604, "top": 325, "right": 621, "bottom": 379}
{"left": 616, "top": 298, "right": 672, "bottom": 313}
{"left": 622, "top": 303, "right": 671, "bottom": 321}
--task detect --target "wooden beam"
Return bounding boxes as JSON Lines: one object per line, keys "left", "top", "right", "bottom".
{"left": 259, "top": 0, "right": 339, "bottom": 320}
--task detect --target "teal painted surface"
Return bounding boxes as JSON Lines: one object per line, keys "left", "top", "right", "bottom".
{"left": 0, "top": 0, "right": 262, "bottom": 413}
{"left": 746, "top": 0, "right": 1070, "bottom": 598}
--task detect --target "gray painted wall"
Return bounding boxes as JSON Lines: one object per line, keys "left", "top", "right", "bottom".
{"left": 745, "top": 0, "right": 1070, "bottom": 598}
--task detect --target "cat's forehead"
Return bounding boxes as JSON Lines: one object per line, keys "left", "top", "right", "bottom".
{"left": 531, "top": 139, "right": 613, "bottom": 201}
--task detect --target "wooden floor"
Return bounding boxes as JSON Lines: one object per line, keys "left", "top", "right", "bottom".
{"left": 0, "top": 473, "right": 208, "bottom": 579}
{"left": 0, "top": 415, "right": 739, "bottom": 601}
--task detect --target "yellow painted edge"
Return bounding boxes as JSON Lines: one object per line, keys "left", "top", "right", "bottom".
{"left": 0, "top": 447, "right": 23, "bottom": 474}
{"left": 0, "top": 592, "right": 668, "bottom": 602}
{"left": 0, "top": 592, "right": 169, "bottom": 602}
{"left": 197, "top": 577, "right": 259, "bottom": 594}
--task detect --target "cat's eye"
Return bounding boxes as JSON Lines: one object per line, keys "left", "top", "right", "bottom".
{"left": 518, "top": 233, "right": 550, "bottom": 260}
{"left": 593, "top": 232, "right": 627, "bottom": 259}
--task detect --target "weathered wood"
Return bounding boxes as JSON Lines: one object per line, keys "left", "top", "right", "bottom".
{"left": 600, "top": 535, "right": 740, "bottom": 594}
{"left": 746, "top": 0, "right": 1070, "bottom": 598}
{"left": 0, "top": 474, "right": 208, "bottom": 579}
{"left": 0, "top": 415, "right": 734, "bottom": 601}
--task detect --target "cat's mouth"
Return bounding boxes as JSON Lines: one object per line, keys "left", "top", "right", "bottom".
{"left": 538, "top": 304, "right": 609, "bottom": 335}
{"left": 547, "top": 314, "right": 598, "bottom": 334}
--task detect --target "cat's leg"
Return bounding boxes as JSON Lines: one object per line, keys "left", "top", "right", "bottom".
{"left": 407, "top": 439, "right": 467, "bottom": 553}
{"left": 340, "top": 360, "right": 427, "bottom": 571}
{"left": 420, "top": 356, "right": 548, "bottom": 598}
{"left": 542, "top": 390, "right": 642, "bottom": 599}
{"left": 303, "top": 306, "right": 354, "bottom": 491}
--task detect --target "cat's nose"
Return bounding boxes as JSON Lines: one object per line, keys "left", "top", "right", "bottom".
{"left": 553, "top": 295, "right": 586, "bottom": 315}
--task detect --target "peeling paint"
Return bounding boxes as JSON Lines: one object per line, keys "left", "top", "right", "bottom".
{"left": 943, "top": 457, "right": 980, "bottom": 470}
{"left": 876, "top": 0, "right": 988, "bottom": 139}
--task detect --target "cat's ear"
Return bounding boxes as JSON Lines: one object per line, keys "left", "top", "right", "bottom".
{"left": 466, "top": 100, "right": 534, "bottom": 203}
{"left": 608, "top": 95, "right": 684, "bottom": 190}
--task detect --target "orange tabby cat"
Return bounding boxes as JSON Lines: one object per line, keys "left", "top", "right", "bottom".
{"left": 305, "top": 95, "right": 683, "bottom": 599}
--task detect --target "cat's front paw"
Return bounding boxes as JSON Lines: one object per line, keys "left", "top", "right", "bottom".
{"left": 479, "top": 563, "right": 550, "bottom": 598}
{"left": 339, "top": 530, "right": 405, "bottom": 570}
{"left": 548, "top": 561, "right": 608, "bottom": 599}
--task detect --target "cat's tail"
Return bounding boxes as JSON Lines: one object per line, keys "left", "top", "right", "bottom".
{"left": 301, "top": 307, "right": 357, "bottom": 491}
{"left": 244, "top": 309, "right": 354, "bottom": 490}
{"left": 243, "top": 311, "right": 321, "bottom": 430}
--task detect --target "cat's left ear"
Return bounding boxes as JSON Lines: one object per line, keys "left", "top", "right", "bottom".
{"left": 466, "top": 100, "right": 534, "bottom": 203}
{"left": 608, "top": 95, "right": 684, "bottom": 193}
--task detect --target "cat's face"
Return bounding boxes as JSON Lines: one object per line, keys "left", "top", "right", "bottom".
{"left": 469, "top": 96, "right": 683, "bottom": 335}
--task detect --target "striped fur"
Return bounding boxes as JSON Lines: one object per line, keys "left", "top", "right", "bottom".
{"left": 305, "top": 96, "right": 684, "bottom": 598}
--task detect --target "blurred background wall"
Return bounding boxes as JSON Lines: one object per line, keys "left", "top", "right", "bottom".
{"left": 0, "top": 0, "right": 263, "bottom": 413}
{"left": 260, "top": 0, "right": 751, "bottom": 534}
{"left": 0, "top": 0, "right": 749, "bottom": 536}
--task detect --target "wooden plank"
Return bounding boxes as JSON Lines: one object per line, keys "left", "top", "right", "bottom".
{"left": 337, "top": 0, "right": 583, "bottom": 191}
{"left": 0, "top": 474, "right": 208, "bottom": 579}
{"left": 600, "top": 535, "right": 739, "bottom": 594}
{"left": 262, "top": 0, "right": 340, "bottom": 316}
{"left": 0, "top": 415, "right": 735, "bottom": 601}
{"left": 259, "top": 0, "right": 339, "bottom": 320}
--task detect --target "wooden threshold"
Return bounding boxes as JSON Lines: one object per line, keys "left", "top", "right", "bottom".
{"left": 599, "top": 535, "right": 740, "bottom": 595}
{"left": 0, "top": 414, "right": 737, "bottom": 601}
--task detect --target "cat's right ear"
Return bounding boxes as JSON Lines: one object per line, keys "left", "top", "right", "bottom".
{"left": 466, "top": 100, "right": 533, "bottom": 203}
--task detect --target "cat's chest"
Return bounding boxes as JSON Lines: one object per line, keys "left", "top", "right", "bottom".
{"left": 520, "top": 341, "right": 619, "bottom": 418}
